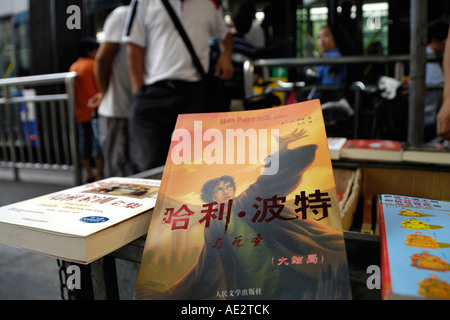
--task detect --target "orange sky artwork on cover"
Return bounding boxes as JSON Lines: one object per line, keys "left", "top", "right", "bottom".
{"left": 157, "top": 100, "right": 338, "bottom": 227}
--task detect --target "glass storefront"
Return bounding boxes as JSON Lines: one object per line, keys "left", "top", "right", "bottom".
{"left": 0, "top": 12, "right": 29, "bottom": 78}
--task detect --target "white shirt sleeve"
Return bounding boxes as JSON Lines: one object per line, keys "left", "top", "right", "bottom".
{"left": 103, "top": 7, "right": 128, "bottom": 43}
{"left": 123, "top": 0, "right": 147, "bottom": 47}
{"left": 211, "top": 5, "right": 229, "bottom": 42}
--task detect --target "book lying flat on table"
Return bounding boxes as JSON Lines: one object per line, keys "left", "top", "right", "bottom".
{"left": 327, "top": 137, "right": 347, "bottom": 160}
{"left": 134, "top": 99, "right": 351, "bottom": 300}
{"left": 0, "top": 177, "right": 160, "bottom": 264}
{"left": 378, "top": 194, "right": 450, "bottom": 300}
{"left": 340, "top": 139, "right": 403, "bottom": 162}
{"left": 402, "top": 141, "right": 450, "bottom": 165}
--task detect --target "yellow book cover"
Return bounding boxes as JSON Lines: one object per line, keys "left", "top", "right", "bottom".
{"left": 135, "top": 100, "right": 351, "bottom": 300}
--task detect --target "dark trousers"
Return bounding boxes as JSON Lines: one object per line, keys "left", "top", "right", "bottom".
{"left": 128, "top": 80, "right": 205, "bottom": 174}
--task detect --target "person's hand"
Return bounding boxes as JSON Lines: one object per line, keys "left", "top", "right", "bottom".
{"left": 437, "top": 100, "right": 450, "bottom": 141}
{"left": 214, "top": 55, "right": 234, "bottom": 80}
{"left": 278, "top": 128, "right": 308, "bottom": 150}
{"left": 88, "top": 92, "right": 103, "bottom": 109}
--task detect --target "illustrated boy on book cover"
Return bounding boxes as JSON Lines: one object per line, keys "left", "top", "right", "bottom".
{"left": 134, "top": 101, "right": 351, "bottom": 300}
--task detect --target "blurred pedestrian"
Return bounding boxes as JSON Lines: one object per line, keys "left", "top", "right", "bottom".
{"left": 89, "top": 1, "right": 133, "bottom": 177}
{"left": 223, "top": 4, "right": 279, "bottom": 110}
{"left": 224, "top": 4, "right": 261, "bottom": 103}
{"left": 316, "top": 25, "right": 347, "bottom": 87}
{"left": 240, "top": 1, "right": 265, "bottom": 48}
{"left": 69, "top": 38, "right": 104, "bottom": 183}
{"left": 124, "top": 0, "right": 234, "bottom": 173}
{"left": 425, "top": 21, "right": 448, "bottom": 141}
{"left": 437, "top": 26, "right": 450, "bottom": 141}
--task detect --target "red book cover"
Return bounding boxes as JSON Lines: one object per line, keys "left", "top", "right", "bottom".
{"left": 342, "top": 139, "right": 403, "bottom": 151}
{"left": 341, "top": 139, "right": 403, "bottom": 162}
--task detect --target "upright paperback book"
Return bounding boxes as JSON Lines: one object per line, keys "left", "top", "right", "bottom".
{"left": 134, "top": 100, "right": 351, "bottom": 300}
{"left": 379, "top": 194, "right": 450, "bottom": 299}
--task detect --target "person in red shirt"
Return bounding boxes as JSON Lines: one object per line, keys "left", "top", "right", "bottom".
{"left": 69, "top": 38, "right": 104, "bottom": 183}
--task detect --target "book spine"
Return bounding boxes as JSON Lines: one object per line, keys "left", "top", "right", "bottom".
{"left": 361, "top": 194, "right": 374, "bottom": 234}
{"left": 378, "top": 197, "right": 392, "bottom": 300}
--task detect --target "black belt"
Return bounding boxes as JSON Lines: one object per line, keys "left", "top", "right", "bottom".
{"left": 150, "top": 80, "right": 202, "bottom": 89}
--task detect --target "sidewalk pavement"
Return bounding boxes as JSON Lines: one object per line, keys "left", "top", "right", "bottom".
{"left": 0, "top": 168, "right": 74, "bottom": 300}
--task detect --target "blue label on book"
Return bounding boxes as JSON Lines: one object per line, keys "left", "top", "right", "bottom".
{"left": 80, "top": 216, "right": 109, "bottom": 224}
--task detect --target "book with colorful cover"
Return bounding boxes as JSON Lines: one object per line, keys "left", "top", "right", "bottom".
{"left": 134, "top": 100, "right": 351, "bottom": 300}
{"left": 378, "top": 194, "right": 450, "bottom": 300}
{"left": 0, "top": 177, "right": 160, "bottom": 264}
{"left": 340, "top": 139, "right": 403, "bottom": 162}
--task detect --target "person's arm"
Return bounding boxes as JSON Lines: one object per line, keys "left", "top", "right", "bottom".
{"left": 214, "top": 33, "right": 234, "bottom": 80}
{"left": 88, "top": 42, "right": 122, "bottom": 109}
{"left": 95, "top": 42, "right": 120, "bottom": 93}
{"left": 436, "top": 26, "right": 450, "bottom": 140}
{"left": 126, "top": 43, "right": 145, "bottom": 94}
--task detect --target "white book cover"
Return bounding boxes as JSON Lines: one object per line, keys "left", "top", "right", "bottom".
{"left": 0, "top": 177, "right": 160, "bottom": 237}
{"left": 327, "top": 137, "right": 347, "bottom": 160}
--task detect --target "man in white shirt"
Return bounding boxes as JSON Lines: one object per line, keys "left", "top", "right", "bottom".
{"left": 89, "top": 1, "right": 133, "bottom": 177}
{"left": 124, "top": 0, "right": 234, "bottom": 173}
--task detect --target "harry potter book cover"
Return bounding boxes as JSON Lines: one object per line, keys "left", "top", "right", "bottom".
{"left": 134, "top": 100, "right": 351, "bottom": 300}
